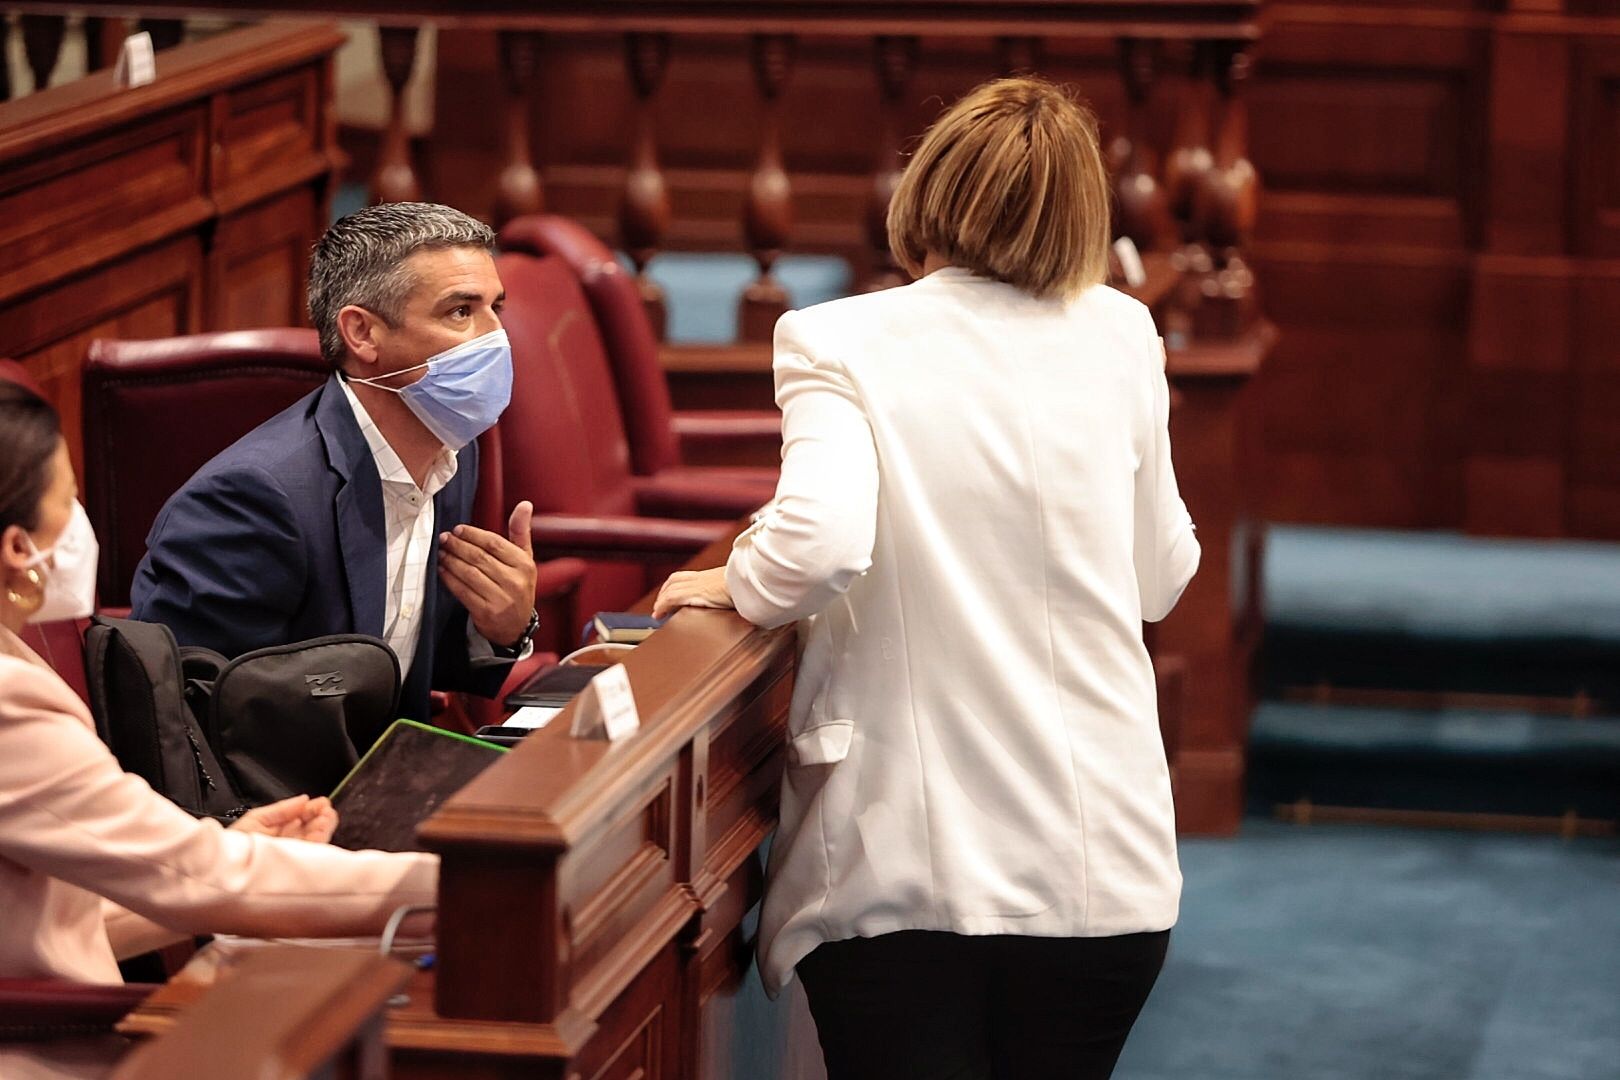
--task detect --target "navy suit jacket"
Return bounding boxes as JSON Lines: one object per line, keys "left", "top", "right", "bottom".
{"left": 130, "top": 375, "right": 509, "bottom": 726}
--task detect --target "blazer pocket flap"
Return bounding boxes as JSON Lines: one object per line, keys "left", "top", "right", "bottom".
{"left": 789, "top": 720, "right": 853, "bottom": 766}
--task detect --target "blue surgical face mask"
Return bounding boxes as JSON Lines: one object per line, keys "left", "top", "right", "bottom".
{"left": 349, "top": 328, "right": 513, "bottom": 450}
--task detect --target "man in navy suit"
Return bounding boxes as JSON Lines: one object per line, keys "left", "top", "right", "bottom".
{"left": 132, "top": 203, "right": 539, "bottom": 726}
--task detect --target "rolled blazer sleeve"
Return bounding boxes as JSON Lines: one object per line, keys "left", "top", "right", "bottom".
{"left": 0, "top": 663, "right": 436, "bottom": 944}
{"left": 726, "top": 311, "right": 879, "bottom": 629}
{"left": 1133, "top": 315, "right": 1200, "bottom": 622}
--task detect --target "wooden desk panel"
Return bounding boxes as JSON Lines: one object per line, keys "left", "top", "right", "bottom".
{"left": 0, "top": 21, "right": 342, "bottom": 475}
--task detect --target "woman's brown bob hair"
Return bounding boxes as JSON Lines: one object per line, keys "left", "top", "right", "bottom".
{"left": 888, "top": 76, "right": 1111, "bottom": 300}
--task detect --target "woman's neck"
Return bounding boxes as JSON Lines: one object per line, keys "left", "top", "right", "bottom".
{"left": 0, "top": 600, "right": 25, "bottom": 638}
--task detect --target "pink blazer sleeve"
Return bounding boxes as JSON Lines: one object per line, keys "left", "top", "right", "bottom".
{"left": 0, "top": 658, "right": 436, "bottom": 942}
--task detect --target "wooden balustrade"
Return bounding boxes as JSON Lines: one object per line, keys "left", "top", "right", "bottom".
{"left": 861, "top": 34, "right": 917, "bottom": 294}
{"left": 1112, "top": 37, "right": 1175, "bottom": 253}
{"left": 20, "top": 13, "right": 66, "bottom": 93}
{"left": 738, "top": 32, "right": 796, "bottom": 342}
{"left": 492, "top": 29, "right": 545, "bottom": 226}
{"left": 19, "top": 2, "right": 1265, "bottom": 350}
{"left": 620, "top": 30, "right": 672, "bottom": 337}
{"left": 372, "top": 24, "right": 422, "bottom": 204}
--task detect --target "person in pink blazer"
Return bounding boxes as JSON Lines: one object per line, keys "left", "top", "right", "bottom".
{"left": 0, "top": 380, "right": 437, "bottom": 1075}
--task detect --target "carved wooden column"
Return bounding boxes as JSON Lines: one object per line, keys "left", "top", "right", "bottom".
{"left": 137, "top": 18, "right": 184, "bottom": 52}
{"left": 371, "top": 25, "right": 423, "bottom": 205}
{"left": 739, "top": 33, "right": 796, "bottom": 343}
{"left": 1110, "top": 38, "right": 1174, "bottom": 252}
{"left": 82, "top": 17, "right": 107, "bottom": 72}
{"left": 1162, "top": 41, "right": 1217, "bottom": 348}
{"left": 620, "top": 31, "right": 672, "bottom": 339}
{"left": 20, "top": 14, "right": 66, "bottom": 93}
{"left": 493, "top": 30, "right": 545, "bottom": 227}
{"left": 862, "top": 35, "right": 918, "bottom": 294}
{"left": 997, "top": 35, "right": 1044, "bottom": 75}
{"left": 1193, "top": 40, "right": 1259, "bottom": 339}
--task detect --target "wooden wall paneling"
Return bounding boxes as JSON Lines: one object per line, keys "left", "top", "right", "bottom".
{"left": 0, "top": 107, "right": 210, "bottom": 306}
{"left": 1568, "top": 265, "right": 1620, "bottom": 536}
{"left": 210, "top": 186, "right": 320, "bottom": 329}
{"left": 3, "top": 237, "right": 204, "bottom": 479}
{"left": 0, "top": 22, "right": 343, "bottom": 473}
{"left": 1250, "top": 7, "right": 1487, "bottom": 531}
{"left": 1571, "top": 36, "right": 1620, "bottom": 258}
{"left": 1465, "top": 23, "right": 1576, "bottom": 535}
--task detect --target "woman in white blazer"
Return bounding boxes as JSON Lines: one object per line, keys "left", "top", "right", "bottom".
{"left": 656, "top": 76, "right": 1198, "bottom": 1079}
{"left": 0, "top": 381, "right": 436, "bottom": 1079}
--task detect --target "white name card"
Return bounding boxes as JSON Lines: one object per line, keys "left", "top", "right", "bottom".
{"left": 114, "top": 32, "right": 157, "bottom": 89}
{"left": 569, "top": 664, "right": 640, "bottom": 742}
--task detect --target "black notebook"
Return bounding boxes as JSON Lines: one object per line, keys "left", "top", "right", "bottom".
{"left": 329, "top": 719, "right": 506, "bottom": 853}
{"left": 503, "top": 663, "right": 609, "bottom": 710}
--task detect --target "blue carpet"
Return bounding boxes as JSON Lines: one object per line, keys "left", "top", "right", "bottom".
{"left": 1115, "top": 820, "right": 1620, "bottom": 1080}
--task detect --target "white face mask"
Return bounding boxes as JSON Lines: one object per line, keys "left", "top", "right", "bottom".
{"left": 22, "top": 499, "right": 99, "bottom": 624}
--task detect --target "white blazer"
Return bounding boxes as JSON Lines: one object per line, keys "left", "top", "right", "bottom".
{"left": 726, "top": 268, "right": 1199, "bottom": 995}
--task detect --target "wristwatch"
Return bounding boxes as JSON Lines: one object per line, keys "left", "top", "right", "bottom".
{"left": 495, "top": 608, "right": 540, "bottom": 659}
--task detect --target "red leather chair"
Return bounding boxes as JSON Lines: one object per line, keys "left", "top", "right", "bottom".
{"left": 83, "top": 330, "right": 332, "bottom": 609}
{"left": 482, "top": 242, "right": 769, "bottom": 656}
{"left": 497, "top": 215, "right": 782, "bottom": 510}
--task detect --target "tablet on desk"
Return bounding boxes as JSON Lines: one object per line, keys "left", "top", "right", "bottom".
{"left": 503, "top": 662, "right": 610, "bottom": 710}
{"left": 329, "top": 719, "right": 506, "bottom": 853}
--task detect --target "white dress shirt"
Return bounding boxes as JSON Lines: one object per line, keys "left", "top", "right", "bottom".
{"left": 338, "top": 378, "right": 460, "bottom": 677}
{"left": 729, "top": 269, "right": 1199, "bottom": 995}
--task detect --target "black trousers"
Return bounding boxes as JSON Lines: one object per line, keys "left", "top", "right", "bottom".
{"left": 797, "top": 929, "right": 1170, "bottom": 1080}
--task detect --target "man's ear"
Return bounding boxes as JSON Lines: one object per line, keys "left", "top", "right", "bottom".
{"left": 336, "top": 305, "right": 385, "bottom": 372}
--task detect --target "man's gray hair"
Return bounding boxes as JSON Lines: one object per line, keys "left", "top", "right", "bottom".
{"left": 307, "top": 201, "right": 496, "bottom": 369}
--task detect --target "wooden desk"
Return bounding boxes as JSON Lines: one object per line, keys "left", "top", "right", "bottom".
{"left": 114, "top": 945, "right": 409, "bottom": 1080}
{"left": 123, "top": 514, "right": 1196, "bottom": 1075}
{"left": 127, "top": 526, "right": 795, "bottom": 1079}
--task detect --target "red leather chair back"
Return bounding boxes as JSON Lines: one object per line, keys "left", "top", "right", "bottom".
{"left": 83, "top": 330, "right": 328, "bottom": 608}
{"left": 499, "top": 216, "right": 682, "bottom": 478}
{"left": 491, "top": 252, "right": 640, "bottom": 518}
{"left": 488, "top": 251, "right": 666, "bottom": 637}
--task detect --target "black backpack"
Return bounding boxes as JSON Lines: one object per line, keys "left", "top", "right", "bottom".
{"left": 83, "top": 616, "right": 401, "bottom": 821}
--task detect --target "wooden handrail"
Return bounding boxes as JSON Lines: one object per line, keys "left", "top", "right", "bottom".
{"left": 111, "top": 947, "right": 409, "bottom": 1080}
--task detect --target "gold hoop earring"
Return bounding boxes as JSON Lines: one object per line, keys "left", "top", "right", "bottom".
{"left": 5, "top": 566, "right": 45, "bottom": 618}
